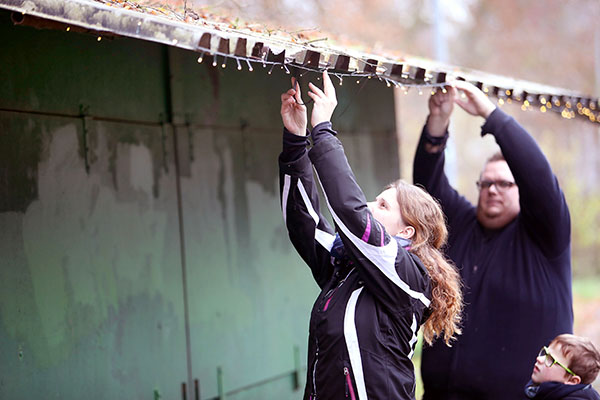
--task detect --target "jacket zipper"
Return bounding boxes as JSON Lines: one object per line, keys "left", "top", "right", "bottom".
{"left": 344, "top": 367, "right": 356, "bottom": 400}
{"left": 311, "top": 336, "right": 319, "bottom": 399}
{"left": 322, "top": 268, "right": 355, "bottom": 311}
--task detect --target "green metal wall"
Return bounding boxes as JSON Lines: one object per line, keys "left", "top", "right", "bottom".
{"left": 0, "top": 9, "right": 398, "bottom": 399}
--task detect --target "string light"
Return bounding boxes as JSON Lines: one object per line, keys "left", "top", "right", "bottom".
{"left": 66, "top": 26, "right": 71, "bottom": 31}
{"left": 97, "top": 36, "right": 102, "bottom": 41}
{"left": 191, "top": 44, "right": 595, "bottom": 124}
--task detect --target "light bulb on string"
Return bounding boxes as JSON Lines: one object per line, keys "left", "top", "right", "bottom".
{"left": 236, "top": 58, "right": 242, "bottom": 70}
{"left": 66, "top": 26, "right": 71, "bottom": 31}
{"left": 246, "top": 60, "right": 254, "bottom": 71}
{"left": 197, "top": 54, "right": 204, "bottom": 63}
{"left": 498, "top": 98, "right": 505, "bottom": 106}
{"left": 268, "top": 64, "right": 275, "bottom": 75}
{"left": 540, "top": 105, "right": 547, "bottom": 113}
{"left": 212, "top": 55, "right": 218, "bottom": 67}
{"left": 418, "top": 88, "right": 423, "bottom": 95}
{"left": 284, "top": 64, "right": 290, "bottom": 74}
{"left": 221, "top": 58, "right": 226, "bottom": 68}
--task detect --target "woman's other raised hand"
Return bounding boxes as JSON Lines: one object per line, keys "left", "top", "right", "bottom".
{"left": 280, "top": 77, "right": 307, "bottom": 136}
{"left": 307, "top": 70, "right": 338, "bottom": 128}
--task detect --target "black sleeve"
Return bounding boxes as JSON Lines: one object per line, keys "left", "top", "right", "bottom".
{"left": 279, "top": 128, "right": 336, "bottom": 288}
{"left": 413, "top": 124, "right": 475, "bottom": 230}
{"left": 483, "top": 108, "right": 570, "bottom": 257}
{"left": 308, "top": 122, "right": 432, "bottom": 312}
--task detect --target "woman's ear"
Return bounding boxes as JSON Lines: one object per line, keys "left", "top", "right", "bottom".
{"left": 398, "top": 226, "right": 415, "bottom": 239}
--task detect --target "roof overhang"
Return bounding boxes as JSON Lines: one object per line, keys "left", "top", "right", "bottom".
{"left": 2, "top": 0, "right": 599, "bottom": 124}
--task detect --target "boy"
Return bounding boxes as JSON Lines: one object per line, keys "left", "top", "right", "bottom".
{"left": 525, "top": 334, "right": 600, "bottom": 399}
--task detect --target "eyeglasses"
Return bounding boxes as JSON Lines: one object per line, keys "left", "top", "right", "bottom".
{"left": 538, "top": 346, "right": 576, "bottom": 376}
{"left": 476, "top": 180, "right": 516, "bottom": 191}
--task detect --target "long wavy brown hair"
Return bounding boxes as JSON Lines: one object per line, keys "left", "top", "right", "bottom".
{"left": 389, "top": 180, "right": 462, "bottom": 346}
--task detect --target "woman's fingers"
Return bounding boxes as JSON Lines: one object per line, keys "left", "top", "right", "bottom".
{"left": 322, "top": 70, "right": 335, "bottom": 97}
{"left": 308, "top": 82, "right": 325, "bottom": 98}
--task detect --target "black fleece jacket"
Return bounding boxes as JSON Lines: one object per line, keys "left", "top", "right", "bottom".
{"left": 414, "top": 108, "right": 573, "bottom": 400}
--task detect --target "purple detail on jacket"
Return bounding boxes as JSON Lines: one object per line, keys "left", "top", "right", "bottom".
{"left": 361, "top": 214, "right": 371, "bottom": 242}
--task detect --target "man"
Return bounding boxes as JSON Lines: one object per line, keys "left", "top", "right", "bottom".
{"left": 414, "top": 80, "right": 573, "bottom": 399}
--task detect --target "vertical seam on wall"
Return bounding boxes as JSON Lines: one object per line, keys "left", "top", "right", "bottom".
{"left": 165, "top": 44, "right": 194, "bottom": 398}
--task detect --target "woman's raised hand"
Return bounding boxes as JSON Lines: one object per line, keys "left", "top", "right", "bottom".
{"left": 280, "top": 77, "right": 307, "bottom": 136}
{"left": 308, "top": 70, "right": 337, "bottom": 128}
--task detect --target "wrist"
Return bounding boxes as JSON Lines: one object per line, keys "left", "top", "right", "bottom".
{"left": 426, "top": 115, "right": 450, "bottom": 137}
{"left": 482, "top": 104, "right": 496, "bottom": 119}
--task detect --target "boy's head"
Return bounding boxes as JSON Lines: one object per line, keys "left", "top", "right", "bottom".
{"left": 531, "top": 334, "right": 600, "bottom": 385}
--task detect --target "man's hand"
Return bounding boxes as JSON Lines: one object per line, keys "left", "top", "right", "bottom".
{"left": 427, "top": 85, "right": 456, "bottom": 137}
{"left": 307, "top": 70, "right": 337, "bottom": 128}
{"left": 280, "top": 77, "right": 307, "bottom": 136}
{"left": 453, "top": 80, "right": 496, "bottom": 119}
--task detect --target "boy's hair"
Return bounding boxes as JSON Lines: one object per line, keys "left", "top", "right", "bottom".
{"left": 552, "top": 334, "right": 600, "bottom": 384}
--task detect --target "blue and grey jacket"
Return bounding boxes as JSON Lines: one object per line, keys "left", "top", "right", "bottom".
{"left": 279, "top": 122, "right": 432, "bottom": 400}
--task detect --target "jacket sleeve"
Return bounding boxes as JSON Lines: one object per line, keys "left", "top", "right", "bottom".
{"left": 279, "top": 128, "right": 336, "bottom": 288}
{"left": 483, "top": 108, "right": 571, "bottom": 257}
{"left": 413, "top": 124, "right": 475, "bottom": 229}
{"left": 308, "top": 122, "right": 431, "bottom": 312}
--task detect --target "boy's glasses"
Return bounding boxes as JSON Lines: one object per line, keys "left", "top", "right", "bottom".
{"left": 538, "top": 346, "right": 576, "bottom": 376}
{"left": 476, "top": 180, "right": 516, "bottom": 192}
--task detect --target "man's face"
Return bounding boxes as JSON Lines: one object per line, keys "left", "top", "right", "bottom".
{"left": 476, "top": 160, "right": 520, "bottom": 229}
{"left": 531, "top": 343, "right": 573, "bottom": 384}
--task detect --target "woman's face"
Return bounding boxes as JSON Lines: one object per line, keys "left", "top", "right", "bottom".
{"left": 367, "top": 187, "right": 408, "bottom": 237}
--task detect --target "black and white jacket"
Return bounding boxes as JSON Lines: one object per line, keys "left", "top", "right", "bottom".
{"left": 279, "top": 122, "right": 432, "bottom": 400}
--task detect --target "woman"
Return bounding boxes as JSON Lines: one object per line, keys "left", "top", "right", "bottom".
{"left": 279, "top": 71, "right": 462, "bottom": 400}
